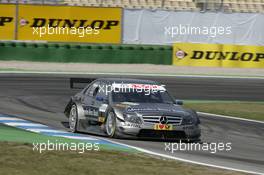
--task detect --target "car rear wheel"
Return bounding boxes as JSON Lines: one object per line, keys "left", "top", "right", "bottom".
{"left": 69, "top": 104, "right": 78, "bottom": 133}
{"left": 105, "top": 112, "right": 117, "bottom": 137}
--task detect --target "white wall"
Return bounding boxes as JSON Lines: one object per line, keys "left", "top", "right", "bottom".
{"left": 123, "top": 9, "right": 264, "bottom": 46}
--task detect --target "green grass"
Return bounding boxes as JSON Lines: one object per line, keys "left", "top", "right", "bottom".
{"left": 184, "top": 100, "right": 264, "bottom": 121}
{"left": 0, "top": 124, "right": 78, "bottom": 143}
{"left": 0, "top": 124, "right": 246, "bottom": 175}
{"left": 0, "top": 142, "right": 246, "bottom": 175}
{"left": 0, "top": 124, "right": 134, "bottom": 152}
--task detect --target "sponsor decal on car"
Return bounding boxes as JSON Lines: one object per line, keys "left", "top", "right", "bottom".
{"left": 122, "top": 122, "right": 141, "bottom": 128}
{"left": 126, "top": 107, "right": 155, "bottom": 112}
{"left": 98, "top": 116, "right": 105, "bottom": 123}
{"left": 126, "top": 107, "right": 182, "bottom": 113}
{"left": 154, "top": 124, "right": 173, "bottom": 130}
{"left": 84, "top": 106, "right": 99, "bottom": 116}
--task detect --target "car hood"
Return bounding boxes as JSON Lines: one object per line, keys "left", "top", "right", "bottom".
{"left": 112, "top": 102, "right": 190, "bottom": 118}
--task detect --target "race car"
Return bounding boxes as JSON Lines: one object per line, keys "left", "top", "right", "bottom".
{"left": 64, "top": 78, "right": 201, "bottom": 141}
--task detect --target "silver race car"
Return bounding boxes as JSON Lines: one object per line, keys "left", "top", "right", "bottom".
{"left": 64, "top": 78, "right": 201, "bottom": 141}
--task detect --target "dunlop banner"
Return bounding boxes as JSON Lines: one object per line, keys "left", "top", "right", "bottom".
{"left": 17, "top": 5, "right": 122, "bottom": 43}
{"left": 173, "top": 43, "right": 264, "bottom": 68}
{"left": 0, "top": 4, "right": 15, "bottom": 40}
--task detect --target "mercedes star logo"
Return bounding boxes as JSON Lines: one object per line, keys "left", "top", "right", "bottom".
{"left": 159, "top": 116, "right": 168, "bottom": 124}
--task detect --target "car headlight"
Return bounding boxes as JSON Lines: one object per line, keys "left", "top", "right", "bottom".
{"left": 123, "top": 114, "right": 142, "bottom": 124}
{"left": 182, "top": 115, "right": 194, "bottom": 125}
{"left": 182, "top": 114, "right": 200, "bottom": 125}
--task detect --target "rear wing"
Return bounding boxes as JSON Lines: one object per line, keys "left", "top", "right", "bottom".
{"left": 70, "top": 78, "right": 96, "bottom": 89}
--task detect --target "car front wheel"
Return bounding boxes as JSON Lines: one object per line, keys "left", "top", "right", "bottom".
{"left": 105, "top": 112, "right": 117, "bottom": 138}
{"left": 69, "top": 104, "right": 78, "bottom": 133}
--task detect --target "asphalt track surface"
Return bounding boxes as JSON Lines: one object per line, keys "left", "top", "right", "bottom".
{"left": 0, "top": 73, "right": 263, "bottom": 174}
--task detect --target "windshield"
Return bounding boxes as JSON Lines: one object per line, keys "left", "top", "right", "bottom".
{"left": 111, "top": 90, "right": 175, "bottom": 104}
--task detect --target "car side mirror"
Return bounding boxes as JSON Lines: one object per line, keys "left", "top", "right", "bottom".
{"left": 175, "top": 100, "right": 183, "bottom": 105}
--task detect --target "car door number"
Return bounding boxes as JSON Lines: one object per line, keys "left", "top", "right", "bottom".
{"left": 83, "top": 106, "right": 99, "bottom": 116}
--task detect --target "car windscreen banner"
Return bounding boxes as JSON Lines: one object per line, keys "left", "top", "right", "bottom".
{"left": 17, "top": 5, "right": 122, "bottom": 43}
{"left": 173, "top": 42, "right": 264, "bottom": 68}
{"left": 0, "top": 4, "right": 16, "bottom": 40}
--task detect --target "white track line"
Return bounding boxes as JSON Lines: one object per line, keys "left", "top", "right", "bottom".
{"left": 52, "top": 135, "right": 98, "bottom": 141}
{"left": 198, "top": 112, "right": 264, "bottom": 124}
{"left": 0, "top": 117, "right": 26, "bottom": 121}
{"left": 0, "top": 115, "right": 98, "bottom": 141}
{"left": 93, "top": 136, "right": 264, "bottom": 175}
{"left": 26, "top": 129, "right": 69, "bottom": 133}
{"left": 4, "top": 122, "right": 48, "bottom": 127}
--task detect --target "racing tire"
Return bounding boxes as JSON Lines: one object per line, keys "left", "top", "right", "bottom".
{"left": 105, "top": 111, "right": 118, "bottom": 138}
{"left": 69, "top": 104, "right": 78, "bottom": 133}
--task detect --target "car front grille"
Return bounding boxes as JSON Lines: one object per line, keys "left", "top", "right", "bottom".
{"left": 142, "top": 115, "right": 182, "bottom": 125}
